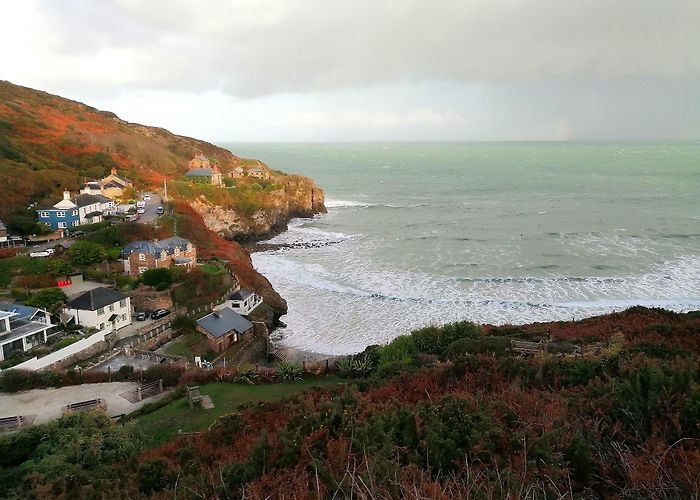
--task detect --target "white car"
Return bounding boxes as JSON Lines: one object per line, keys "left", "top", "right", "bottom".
{"left": 137, "top": 208, "right": 146, "bottom": 214}
{"left": 29, "top": 248, "right": 54, "bottom": 258}
{"left": 143, "top": 194, "right": 151, "bottom": 201}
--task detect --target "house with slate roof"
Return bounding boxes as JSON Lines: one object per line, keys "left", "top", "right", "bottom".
{"left": 189, "top": 154, "right": 211, "bottom": 169}
{"left": 223, "top": 289, "right": 263, "bottom": 315}
{"left": 196, "top": 306, "right": 254, "bottom": 353}
{"left": 0, "top": 305, "right": 56, "bottom": 361}
{"left": 121, "top": 237, "right": 197, "bottom": 276}
{"left": 63, "top": 288, "right": 131, "bottom": 331}
{"left": 80, "top": 168, "right": 133, "bottom": 199}
{"left": 184, "top": 167, "right": 223, "bottom": 187}
{"left": 36, "top": 190, "right": 116, "bottom": 230}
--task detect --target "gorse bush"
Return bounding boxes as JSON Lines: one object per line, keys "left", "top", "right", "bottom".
{"left": 277, "top": 361, "right": 303, "bottom": 381}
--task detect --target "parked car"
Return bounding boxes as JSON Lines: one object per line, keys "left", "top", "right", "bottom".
{"left": 143, "top": 194, "right": 151, "bottom": 201}
{"left": 29, "top": 248, "right": 54, "bottom": 258}
{"left": 155, "top": 206, "right": 164, "bottom": 215}
{"left": 151, "top": 309, "right": 171, "bottom": 320}
{"left": 135, "top": 311, "right": 147, "bottom": 321}
{"left": 70, "top": 230, "right": 87, "bottom": 236}
{"left": 136, "top": 201, "right": 146, "bottom": 209}
{"left": 137, "top": 208, "right": 146, "bottom": 214}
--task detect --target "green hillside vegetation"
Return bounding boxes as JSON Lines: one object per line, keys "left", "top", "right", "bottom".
{"left": 0, "top": 308, "right": 698, "bottom": 498}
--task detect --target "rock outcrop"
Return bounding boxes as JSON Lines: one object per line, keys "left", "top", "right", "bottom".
{"left": 191, "top": 175, "right": 326, "bottom": 241}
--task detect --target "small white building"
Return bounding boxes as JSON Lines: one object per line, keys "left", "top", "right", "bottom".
{"left": 223, "top": 289, "right": 263, "bottom": 316}
{"left": 63, "top": 288, "right": 132, "bottom": 332}
{"left": 0, "top": 305, "right": 55, "bottom": 362}
{"left": 246, "top": 167, "right": 269, "bottom": 179}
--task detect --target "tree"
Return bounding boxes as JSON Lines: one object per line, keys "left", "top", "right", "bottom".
{"left": 141, "top": 268, "right": 172, "bottom": 287}
{"left": 24, "top": 287, "right": 67, "bottom": 313}
{"left": 67, "top": 240, "right": 107, "bottom": 265}
{"left": 7, "top": 209, "right": 51, "bottom": 236}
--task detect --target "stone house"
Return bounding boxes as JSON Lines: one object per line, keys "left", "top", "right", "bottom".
{"left": 227, "top": 166, "right": 244, "bottom": 178}
{"left": 80, "top": 168, "right": 133, "bottom": 199}
{"left": 184, "top": 167, "right": 223, "bottom": 187}
{"left": 189, "top": 154, "right": 211, "bottom": 169}
{"left": 121, "top": 237, "right": 197, "bottom": 276}
{"left": 246, "top": 167, "right": 269, "bottom": 179}
{"left": 196, "top": 306, "right": 254, "bottom": 353}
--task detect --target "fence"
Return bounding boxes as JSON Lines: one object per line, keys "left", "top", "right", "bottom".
{"left": 10, "top": 328, "right": 111, "bottom": 371}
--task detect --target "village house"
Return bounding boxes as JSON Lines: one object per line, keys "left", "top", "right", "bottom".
{"left": 227, "top": 166, "right": 244, "bottom": 178}
{"left": 196, "top": 306, "right": 254, "bottom": 353}
{"left": 0, "top": 220, "right": 7, "bottom": 243}
{"left": 223, "top": 289, "right": 263, "bottom": 315}
{"left": 246, "top": 167, "right": 269, "bottom": 179}
{"left": 0, "top": 305, "right": 55, "bottom": 362}
{"left": 80, "top": 168, "right": 133, "bottom": 199}
{"left": 36, "top": 191, "right": 116, "bottom": 231}
{"left": 63, "top": 288, "right": 131, "bottom": 332}
{"left": 184, "top": 167, "right": 223, "bottom": 187}
{"left": 121, "top": 237, "right": 197, "bottom": 276}
{"left": 188, "top": 154, "right": 211, "bottom": 169}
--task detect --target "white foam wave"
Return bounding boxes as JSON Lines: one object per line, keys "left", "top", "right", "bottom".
{"left": 325, "top": 199, "right": 375, "bottom": 208}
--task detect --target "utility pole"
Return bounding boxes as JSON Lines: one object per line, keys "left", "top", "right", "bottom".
{"left": 163, "top": 179, "right": 168, "bottom": 203}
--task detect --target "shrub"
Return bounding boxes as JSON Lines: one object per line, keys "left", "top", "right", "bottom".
{"left": 155, "top": 281, "right": 169, "bottom": 291}
{"left": 143, "top": 364, "right": 185, "bottom": 387}
{"left": 278, "top": 361, "right": 303, "bottom": 381}
{"left": 67, "top": 240, "right": 107, "bottom": 265}
{"left": 443, "top": 336, "right": 512, "bottom": 360}
{"left": 142, "top": 268, "right": 172, "bottom": 287}
{"left": 24, "top": 287, "right": 67, "bottom": 313}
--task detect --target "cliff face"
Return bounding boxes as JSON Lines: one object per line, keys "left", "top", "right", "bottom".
{"left": 191, "top": 175, "right": 326, "bottom": 241}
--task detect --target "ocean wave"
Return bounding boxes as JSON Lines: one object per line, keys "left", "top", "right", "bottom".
{"left": 325, "top": 199, "right": 375, "bottom": 208}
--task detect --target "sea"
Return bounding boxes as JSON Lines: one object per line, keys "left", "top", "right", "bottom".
{"left": 223, "top": 142, "right": 700, "bottom": 355}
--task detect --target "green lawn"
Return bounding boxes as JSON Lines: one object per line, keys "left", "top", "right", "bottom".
{"left": 134, "top": 377, "right": 343, "bottom": 445}
{"left": 163, "top": 333, "right": 203, "bottom": 359}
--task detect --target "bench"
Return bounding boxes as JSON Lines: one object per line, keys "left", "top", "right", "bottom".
{"left": 137, "top": 379, "right": 164, "bottom": 401}
{"left": 511, "top": 340, "right": 547, "bottom": 355}
{"left": 186, "top": 385, "right": 202, "bottom": 408}
{"left": 63, "top": 398, "right": 107, "bottom": 414}
{"left": 0, "top": 416, "right": 24, "bottom": 432}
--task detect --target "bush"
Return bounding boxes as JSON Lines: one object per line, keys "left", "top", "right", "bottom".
{"left": 278, "top": 361, "right": 303, "bottom": 381}
{"left": 155, "top": 281, "right": 170, "bottom": 291}
{"left": 67, "top": 240, "right": 107, "bottom": 265}
{"left": 443, "top": 336, "right": 512, "bottom": 360}
{"left": 143, "top": 364, "right": 185, "bottom": 387}
{"left": 142, "top": 268, "right": 172, "bottom": 287}
{"left": 24, "top": 287, "right": 67, "bottom": 312}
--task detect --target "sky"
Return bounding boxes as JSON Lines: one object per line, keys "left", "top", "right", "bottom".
{"left": 1, "top": 0, "right": 699, "bottom": 142}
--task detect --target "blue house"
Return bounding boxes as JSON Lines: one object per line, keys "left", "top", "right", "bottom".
{"left": 36, "top": 191, "right": 80, "bottom": 231}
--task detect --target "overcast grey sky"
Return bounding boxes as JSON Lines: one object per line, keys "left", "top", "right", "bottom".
{"left": 2, "top": 0, "right": 699, "bottom": 142}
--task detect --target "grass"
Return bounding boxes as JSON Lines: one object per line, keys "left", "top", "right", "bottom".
{"left": 162, "top": 332, "right": 209, "bottom": 360}
{"left": 200, "top": 262, "right": 227, "bottom": 276}
{"left": 134, "top": 377, "right": 342, "bottom": 446}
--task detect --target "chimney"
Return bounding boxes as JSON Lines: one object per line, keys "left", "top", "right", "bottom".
{"left": 63, "top": 190, "right": 71, "bottom": 200}
{"left": 213, "top": 308, "right": 222, "bottom": 317}
{"left": 111, "top": 167, "right": 117, "bottom": 175}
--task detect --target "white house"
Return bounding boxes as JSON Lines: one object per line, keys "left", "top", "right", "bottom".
{"left": 0, "top": 305, "right": 55, "bottom": 362}
{"left": 63, "top": 288, "right": 132, "bottom": 331}
{"left": 223, "top": 289, "right": 263, "bottom": 315}
{"left": 74, "top": 194, "right": 105, "bottom": 225}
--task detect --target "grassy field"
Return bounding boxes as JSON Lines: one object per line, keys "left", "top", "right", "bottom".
{"left": 162, "top": 333, "right": 203, "bottom": 359}
{"left": 134, "top": 377, "right": 343, "bottom": 445}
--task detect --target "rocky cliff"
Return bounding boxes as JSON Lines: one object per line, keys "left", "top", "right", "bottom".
{"left": 190, "top": 175, "right": 326, "bottom": 241}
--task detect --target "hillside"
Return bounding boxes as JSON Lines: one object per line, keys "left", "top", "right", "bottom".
{"left": 0, "top": 308, "right": 698, "bottom": 498}
{"left": 0, "top": 80, "right": 326, "bottom": 314}
{"left": 0, "top": 80, "right": 324, "bottom": 228}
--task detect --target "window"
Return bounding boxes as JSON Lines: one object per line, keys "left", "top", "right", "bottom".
{"left": 119, "top": 299, "right": 126, "bottom": 308}
{"left": 109, "top": 304, "right": 114, "bottom": 312}
{"left": 138, "top": 253, "right": 146, "bottom": 261}
{"left": 138, "top": 266, "right": 148, "bottom": 273}
{"left": 39, "top": 211, "right": 50, "bottom": 218}
{"left": 99, "top": 323, "right": 105, "bottom": 330}
{"left": 72, "top": 210, "right": 78, "bottom": 215}
{"left": 73, "top": 221, "right": 79, "bottom": 226}
{"left": 97, "top": 307, "right": 104, "bottom": 315}
{"left": 56, "top": 211, "right": 65, "bottom": 217}
{"left": 57, "top": 222, "right": 67, "bottom": 228}
{"left": 121, "top": 314, "right": 127, "bottom": 321}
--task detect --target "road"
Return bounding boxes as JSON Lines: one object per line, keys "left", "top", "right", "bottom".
{"left": 138, "top": 192, "right": 163, "bottom": 224}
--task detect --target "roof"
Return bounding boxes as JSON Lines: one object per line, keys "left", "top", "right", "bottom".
{"left": 197, "top": 307, "right": 253, "bottom": 338}
{"left": 84, "top": 211, "right": 103, "bottom": 218}
{"left": 74, "top": 194, "right": 103, "bottom": 207}
{"left": 103, "top": 180, "right": 126, "bottom": 189}
{"left": 93, "top": 194, "right": 113, "bottom": 203}
{"left": 85, "top": 182, "right": 101, "bottom": 189}
{"left": 173, "top": 257, "right": 193, "bottom": 264}
{"left": 67, "top": 288, "right": 128, "bottom": 311}
{"left": 53, "top": 198, "right": 77, "bottom": 210}
{"left": 122, "top": 237, "right": 193, "bottom": 258}
{"left": 229, "top": 289, "right": 254, "bottom": 301}
{"left": 185, "top": 168, "right": 214, "bottom": 177}
{"left": 0, "top": 303, "right": 46, "bottom": 320}
{"left": 0, "top": 318, "right": 53, "bottom": 344}
{"left": 248, "top": 167, "right": 265, "bottom": 172}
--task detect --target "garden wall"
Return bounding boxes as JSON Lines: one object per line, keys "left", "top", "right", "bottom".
{"left": 10, "top": 328, "right": 111, "bottom": 371}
